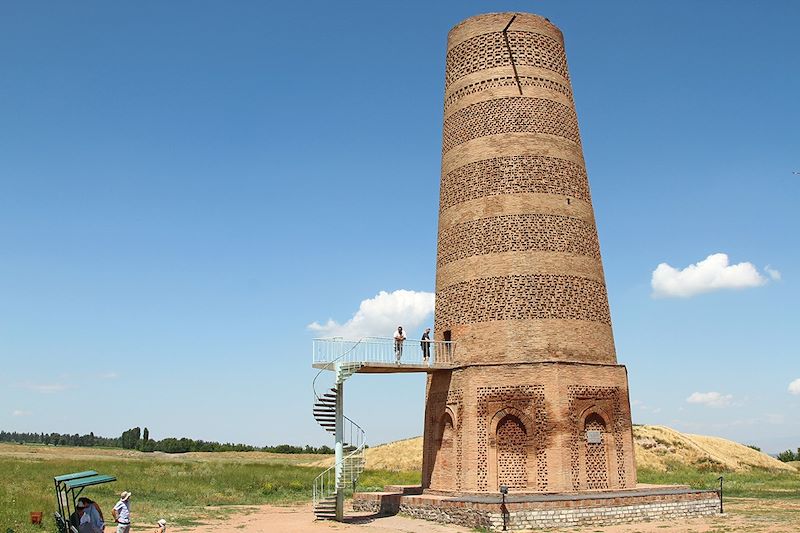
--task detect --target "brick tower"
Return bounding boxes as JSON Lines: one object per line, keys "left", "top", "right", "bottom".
{"left": 423, "top": 12, "right": 637, "bottom": 494}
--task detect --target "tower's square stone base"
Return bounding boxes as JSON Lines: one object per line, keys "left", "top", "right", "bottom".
{"left": 353, "top": 485, "right": 720, "bottom": 531}
{"left": 424, "top": 362, "right": 637, "bottom": 494}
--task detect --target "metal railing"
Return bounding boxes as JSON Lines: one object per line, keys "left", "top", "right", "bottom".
{"left": 311, "top": 350, "right": 366, "bottom": 517}
{"left": 312, "top": 337, "right": 457, "bottom": 367}
{"left": 312, "top": 414, "right": 365, "bottom": 508}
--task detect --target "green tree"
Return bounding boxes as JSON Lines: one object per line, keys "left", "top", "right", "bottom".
{"left": 776, "top": 449, "right": 797, "bottom": 462}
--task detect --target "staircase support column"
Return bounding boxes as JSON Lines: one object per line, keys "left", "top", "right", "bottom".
{"left": 335, "top": 363, "right": 344, "bottom": 521}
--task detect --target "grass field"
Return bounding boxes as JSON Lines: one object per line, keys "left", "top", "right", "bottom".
{"left": 2, "top": 441, "right": 799, "bottom": 533}
{"left": 0, "top": 444, "right": 418, "bottom": 533}
{"left": 638, "top": 464, "right": 800, "bottom": 500}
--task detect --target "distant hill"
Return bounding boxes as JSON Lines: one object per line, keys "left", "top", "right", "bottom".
{"left": 632, "top": 425, "right": 794, "bottom": 472}
{"left": 307, "top": 425, "right": 796, "bottom": 473}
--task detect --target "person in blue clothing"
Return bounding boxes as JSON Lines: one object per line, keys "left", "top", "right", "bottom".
{"left": 76, "top": 497, "right": 105, "bottom": 533}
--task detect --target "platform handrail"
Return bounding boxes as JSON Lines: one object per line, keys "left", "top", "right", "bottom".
{"left": 312, "top": 336, "right": 456, "bottom": 367}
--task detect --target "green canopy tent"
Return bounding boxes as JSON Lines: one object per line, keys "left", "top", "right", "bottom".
{"left": 53, "top": 471, "right": 116, "bottom": 533}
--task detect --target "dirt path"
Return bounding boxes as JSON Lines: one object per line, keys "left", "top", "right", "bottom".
{"left": 173, "top": 503, "right": 474, "bottom": 533}
{"left": 171, "top": 498, "right": 800, "bottom": 533}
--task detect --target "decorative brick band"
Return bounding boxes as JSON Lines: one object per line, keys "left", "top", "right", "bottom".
{"left": 442, "top": 97, "right": 581, "bottom": 153}
{"left": 436, "top": 253, "right": 607, "bottom": 294}
{"left": 439, "top": 192, "right": 595, "bottom": 231}
{"left": 446, "top": 31, "right": 569, "bottom": 87}
{"left": 437, "top": 213, "right": 601, "bottom": 267}
{"left": 435, "top": 274, "right": 611, "bottom": 326}
{"left": 445, "top": 75, "right": 573, "bottom": 110}
{"left": 440, "top": 155, "right": 591, "bottom": 210}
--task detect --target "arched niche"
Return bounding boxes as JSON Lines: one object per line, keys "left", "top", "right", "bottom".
{"left": 578, "top": 407, "right": 613, "bottom": 490}
{"left": 430, "top": 408, "right": 457, "bottom": 490}
{"left": 487, "top": 407, "right": 535, "bottom": 491}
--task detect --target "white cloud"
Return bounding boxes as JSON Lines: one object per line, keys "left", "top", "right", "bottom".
{"left": 789, "top": 378, "right": 800, "bottom": 396}
{"left": 651, "top": 253, "right": 768, "bottom": 298}
{"left": 686, "top": 391, "right": 733, "bottom": 408}
{"left": 308, "top": 289, "right": 435, "bottom": 338}
{"left": 22, "top": 383, "right": 70, "bottom": 394}
{"left": 12, "top": 410, "right": 31, "bottom": 417}
{"left": 765, "top": 265, "right": 782, "bottom": 281}
{"left": 99, "top": 372, "right": 119, "bottom": 380}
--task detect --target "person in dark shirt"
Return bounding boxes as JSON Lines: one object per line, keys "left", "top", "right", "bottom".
{"left": 420, "top": 328, "right": 431, "bottom": 364}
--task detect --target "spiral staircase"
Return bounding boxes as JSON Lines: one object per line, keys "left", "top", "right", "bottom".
{"left": 311, "top": 337, "right": 455, "bottom": 521}
{"left": 312, "top": 362, "right": 365, "bottom": 520}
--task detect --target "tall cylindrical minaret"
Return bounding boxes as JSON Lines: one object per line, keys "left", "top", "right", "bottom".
{"left": 423, "top": 12, "right": 636, "bottom": 495}
{"left": 434, "top": 12, "right": 615, "bottom": 365}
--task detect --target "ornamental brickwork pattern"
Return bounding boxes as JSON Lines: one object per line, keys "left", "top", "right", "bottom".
{"left": 439, "top": 155, "right": 591, "bottom": 211}
{"left": 445, "top": 31, "right": 569, "bottom": 87}
{"left": 442, "top": 97, "right": 581, "bottom": 153}
{"left": 476, "top": 385, "right": 548, "bottom": 492}
{"left": 584, "top": 414, "right": 609, "bottom": 490}
{"left": 445, "top": 75, "right": 573, "bottom": 110}
{"left": 568, "top": 386, "right": 628, "bottom": 490}
{"left": 436, "top": 213, "right": 601, "bottom": 267}
{"left": 497, "top": 416, "right": 528, "bottom": 489}
{"left": 436, "top": 275, "right": 612, "bottom": 327}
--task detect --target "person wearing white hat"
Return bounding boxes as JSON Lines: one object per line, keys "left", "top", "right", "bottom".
{"left": 112, "top": 491, "right": 132, "bottom": 533}
{"left": 154, "top": 519, "right": 167, "bottom": 533}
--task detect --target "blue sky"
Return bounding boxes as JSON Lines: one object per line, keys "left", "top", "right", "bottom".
{"left": 1, "top": 1, "right": 798, "bottom": 454}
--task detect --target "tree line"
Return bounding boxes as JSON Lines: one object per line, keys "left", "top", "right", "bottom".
{"left": 0, "top": 428, "right": 333, "bottom": 455}
{"left": 776, "top": 448, "right": 800, "bottom": 462}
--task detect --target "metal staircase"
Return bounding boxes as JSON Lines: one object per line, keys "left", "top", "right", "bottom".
{"left": 310, "top": 336, "right": 456, "bottom": 521}
{"left": 312, "top": 361, "right": 365, "bottom": 520}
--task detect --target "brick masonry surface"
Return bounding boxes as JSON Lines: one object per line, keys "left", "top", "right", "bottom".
{"left": 352, "top": 491, "right": 721, "bottom": 531}
{"left": 422, "top": 363, "right": 636, "bottom": 493}
{"left": 423, "top": 11, "right": 638, "bottom": 496}
{"left": 433, "top": 11, "right": 615, "bottom": 363}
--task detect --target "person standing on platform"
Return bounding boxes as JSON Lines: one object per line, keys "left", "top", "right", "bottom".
{"left": 394, "top": 326, "right": 406, "bottom": 363}
{"left": 420, "top": 328, "right": 431, "bottom": 364}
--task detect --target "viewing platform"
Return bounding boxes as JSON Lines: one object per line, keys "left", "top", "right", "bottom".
{"left": 311, "top": 335, "right": 456, "bottom": 518}
{"left": 312, "top": 337, "right": 456, "bottom": 373}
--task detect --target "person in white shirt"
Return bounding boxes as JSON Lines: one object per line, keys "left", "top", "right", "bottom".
{"left": 393, "top": 326, "right": 406, "bottom": 363}
{"left": 112, "top": 491, "right": 132, "bottom": 533}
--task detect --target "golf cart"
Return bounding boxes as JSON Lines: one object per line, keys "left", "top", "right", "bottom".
{"left": 53, "top": 470, "right": 116, "bottom": 533}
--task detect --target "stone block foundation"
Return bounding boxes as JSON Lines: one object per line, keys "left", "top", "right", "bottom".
{"left": 353, "top": 485, "right": 720, "bottom": 531}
